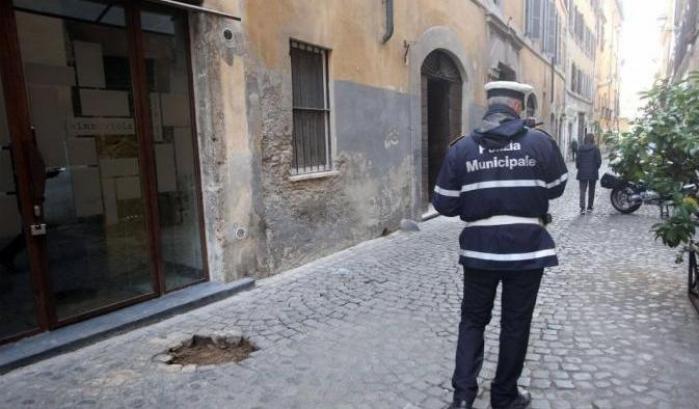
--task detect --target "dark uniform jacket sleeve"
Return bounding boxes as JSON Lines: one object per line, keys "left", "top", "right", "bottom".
{"left": 433, "top": 147, "right": 462, "bottom": 217}
{"left": 542, "top": 138, "right": 568, "bottom": 200}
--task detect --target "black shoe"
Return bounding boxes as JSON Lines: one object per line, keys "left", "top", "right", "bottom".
{"left": 580, "top": 208, "right": 586, "bottom": 215}
{"left": 587, "top": 207, "right": 594, "bottom": 213}
{"left": 445, "top": 400, "right": 472, "bottom": 409}
{"left": 494, "top": 388, "right": 531, "bottom": 409}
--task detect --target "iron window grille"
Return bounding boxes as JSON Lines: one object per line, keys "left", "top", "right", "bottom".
{"left": 290, "top": 40, "right": 332, "bottom": 175}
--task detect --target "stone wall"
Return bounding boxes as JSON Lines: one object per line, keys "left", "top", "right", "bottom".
{"left": 188, "top": 0, "right": 575, "bottom": 280}
{"left": 189, "top": 11, "right": 265, "bottom": 282}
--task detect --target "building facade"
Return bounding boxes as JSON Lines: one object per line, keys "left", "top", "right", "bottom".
{"left": 0, "top": 0, "right": 620, "bottom": 343}
{"left": 593, "top": 0, "right": 623, "bottom": 133}
{"left": 563, "top": 0, "right": 600, "bottom": 154}
{"left": 657, "top": 0, "right": 676, "bottom": 81}
{"left": 667, "top": 0, "right": 699, "bottom": 80}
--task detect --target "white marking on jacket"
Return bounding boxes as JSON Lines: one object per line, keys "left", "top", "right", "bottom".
{"left": 460, "top": 248, "right": 557, "bottom": 261}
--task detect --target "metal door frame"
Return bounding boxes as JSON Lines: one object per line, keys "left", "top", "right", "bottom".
{"left": 0, "top": 0, "right": 55, "bottom": 340}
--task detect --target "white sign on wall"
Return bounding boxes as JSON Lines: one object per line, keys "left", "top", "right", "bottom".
{"left": 67, "top": 118, "right": 135, "bottom": 136}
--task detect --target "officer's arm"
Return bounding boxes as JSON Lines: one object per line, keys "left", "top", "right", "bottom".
{"left": 543, "top": 138, "right": 568, "bottom": 200}
{"left": 432, "top": 147, "right": 462, "bottom": 217}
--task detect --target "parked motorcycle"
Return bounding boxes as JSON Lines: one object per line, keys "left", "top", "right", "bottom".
{"left": 600, "top": 171, "right": 699, "bottom": 216}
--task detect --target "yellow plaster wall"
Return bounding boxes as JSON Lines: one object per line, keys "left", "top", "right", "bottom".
{"left": 201, "top": 0, "right": 240, "bottom": 15}
{"left": 243, "top": 0, "right": 567, "bottom": 112}
{"left": 502, "top": 0, "right": 525, "bottom": 33}
{"left": 242, "top": 0, "right": 496, "bottom": 97}
{"left": 594, "top": 0, "right": 623, "bottom": 130}
{"left": 568, "top": 0, "right": 596, "bottom": 74}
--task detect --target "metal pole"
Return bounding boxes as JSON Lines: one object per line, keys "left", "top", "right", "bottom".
{"left": 145, "top": 0, "right": 241, "bottom": 21}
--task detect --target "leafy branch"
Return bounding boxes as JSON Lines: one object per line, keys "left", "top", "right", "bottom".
{"left": 605, "top": 72, "right": 699, "bottom": 249}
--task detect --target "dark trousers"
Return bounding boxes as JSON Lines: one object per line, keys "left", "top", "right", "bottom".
{"left": 579, "top": 180, "right": 596, "bottom": 210}
{"left": 452, "top": 268, "right": 543, "bottom": 408}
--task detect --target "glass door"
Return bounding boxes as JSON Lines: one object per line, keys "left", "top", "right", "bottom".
{"left": 1, "top": 0, "right": 207, "bottom": 340}
{"left": 13, "top": 0, "right": 157, "bottom": 322}
{"left": 0, "top": 72, "right": 39, "bottom": 341}
{"left": 140, "top": 5, "right": 206, "bottom": 291}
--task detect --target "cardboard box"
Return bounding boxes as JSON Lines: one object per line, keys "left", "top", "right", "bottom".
{"left": 67, "top": 138, "right": 98, "bottom": 166}
{"left": 28, "top": 85, "right": 67, "bottom": 167}
{"left": 173, "top": 127, "right": 195, "bottom": 178}
{"left": 74, "top": 41, "right": 105, "bottom": 88}
{"left": 155, "top": 143, "right": 177, "bottom": 193}
{"left": 115, "top": 176, "right": 142, "bottom": 200}
{"left": 101, "top": 178, "right": 118, "bottom": 225}
{"left": 15, "top": 11, "right": 67, "bottom": 66}
{"left": 160, "top": 94, "right": 191, "bottom": 127}
{"left": 80, "top": 89, "right": 130, "bottom": 117}
{"left": 72, "top": 167, "right": 103, "bottom": 217}
{"left": 25, "top": 63, "right": 75, "bottom": 87}
{"left": 150, "top": 93, "right": 163, "bottom": 142}
{"left": 99, "top": 158, "right": 139, "bottom": 178}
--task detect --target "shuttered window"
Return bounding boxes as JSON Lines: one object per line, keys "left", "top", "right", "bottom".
{"left": 290, "top": 41, "right": 331, "bottom": 174}
{"left": 526, "top": 0, "right": 542, "bottom": 38}
{"left": 527, "top": 0, "right": 561, "bottom": 64}
{"left": 543, "top": 0, "right": 556, "bottom": 55}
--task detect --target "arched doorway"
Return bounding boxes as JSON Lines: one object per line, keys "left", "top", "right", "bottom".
{"left": 421, "top": 50, "right": 463, "bottom": 210}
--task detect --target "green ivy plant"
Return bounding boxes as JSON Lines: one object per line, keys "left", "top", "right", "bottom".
{"left": 605, "top": 72, "right": 699, "bottom": 250}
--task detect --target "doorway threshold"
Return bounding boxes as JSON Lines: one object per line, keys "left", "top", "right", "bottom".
{"left": 0, "top": 278, "right": 254, "bottom": 374}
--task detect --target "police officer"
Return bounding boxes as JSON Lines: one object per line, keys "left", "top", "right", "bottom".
{"left": 434, "top": 82, "right": 567, "bottom": 409}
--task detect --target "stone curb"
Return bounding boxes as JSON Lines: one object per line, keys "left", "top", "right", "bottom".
{"left": 0, "top": 278, "right": 255, "bottom": 374}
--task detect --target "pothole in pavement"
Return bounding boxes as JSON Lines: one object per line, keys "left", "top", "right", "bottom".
{"left": 153, "top": 331, "right": 257, "bottom": 371}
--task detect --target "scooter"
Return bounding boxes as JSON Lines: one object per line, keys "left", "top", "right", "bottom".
{"left": 600, "top": 171, "right": 699, "bottom": 216}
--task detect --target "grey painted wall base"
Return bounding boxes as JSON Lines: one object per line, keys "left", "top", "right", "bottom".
{"left": 256, "top": 79, "right": 415, "bottom": 274}
{"left": 0, "top": 278, "right": 255, "bottom": 374}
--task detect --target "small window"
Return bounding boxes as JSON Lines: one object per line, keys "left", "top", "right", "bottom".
{"left": 526, "top": 94, "right": 538, "bottom": 118}
{"left": 526, "top": 0, "right": 543, "bottom": 39}
{"left": 290, "top": 40, "right": 331, "bottom": 174}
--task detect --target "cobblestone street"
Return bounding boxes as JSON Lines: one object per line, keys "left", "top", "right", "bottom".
{"left": 2, "top": 171, "right": 699, "bottom": 409}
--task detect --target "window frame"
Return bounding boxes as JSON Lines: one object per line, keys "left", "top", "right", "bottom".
{"left": 289, "top": 40, "right": 333, "bottom": 176}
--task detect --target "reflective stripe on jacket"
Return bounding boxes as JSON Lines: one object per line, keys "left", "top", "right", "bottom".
{"left": 432, "top": 117, "right": 568, "bottom": 271}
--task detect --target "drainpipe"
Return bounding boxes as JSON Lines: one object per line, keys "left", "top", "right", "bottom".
{"left": 382, "top": 0, "right": 394, "bottom": 44}
{"left": 551, "top": 54, "right": 556, "bottom": 106}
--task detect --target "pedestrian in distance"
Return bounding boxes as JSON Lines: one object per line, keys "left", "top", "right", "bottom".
{"left": 576, "top": 133, "right": 602, "bottom": 215}
{"left": 433, "top": 81, "right": 568, "bottom": 409}
{"left": 570, "top": 138, "right": 578, "bottom": 161}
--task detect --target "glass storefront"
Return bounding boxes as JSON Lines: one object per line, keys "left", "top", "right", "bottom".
{"left": 140, "top": 6, "right": 206, "bottom": 291}
{"left": 0, "top": 0, "right": 206, "bottom": 341}
{"left": 15, "top": 2, "right": 154, "bottom": 320}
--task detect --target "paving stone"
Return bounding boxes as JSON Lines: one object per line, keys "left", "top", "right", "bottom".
{"left": 1, "top": 163, "right": 698, "bottom": 408}
{"left": 553, "top": 379, "right": 575, "bottom": 390}
{"left": 572, "top": 372, "right": 592, "bottom": 381}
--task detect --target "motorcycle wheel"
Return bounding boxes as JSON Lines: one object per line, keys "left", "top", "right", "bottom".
{"left": 611, "top": 186, "right": 642, "bottom": 214}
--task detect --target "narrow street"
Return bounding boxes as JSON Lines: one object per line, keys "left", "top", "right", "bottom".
{"left": 1, "top": 170, "right": 698, "bottom": 409}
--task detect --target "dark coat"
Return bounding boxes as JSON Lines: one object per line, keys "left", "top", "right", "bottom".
{"left": 432, "top": 104, "right": 568, "bottom": 271}
{"left": 576, "top": 144, "right": 602, "bottom": 181}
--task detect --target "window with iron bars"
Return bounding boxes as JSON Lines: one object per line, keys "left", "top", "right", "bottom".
{"left": 290, "top": 40, "right": 332, "bottom": 175}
